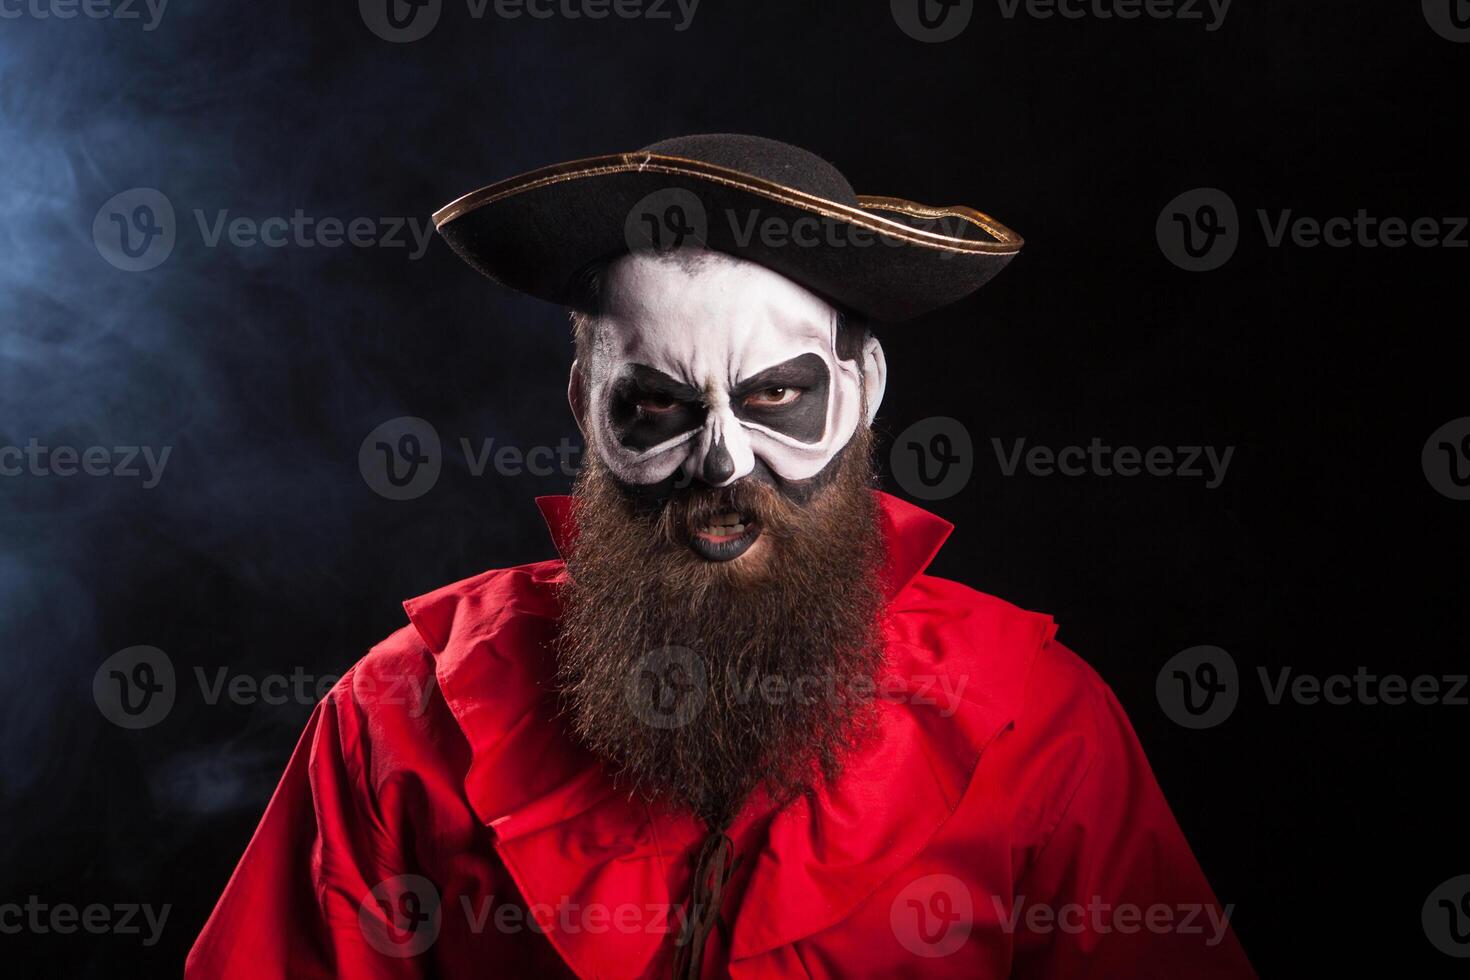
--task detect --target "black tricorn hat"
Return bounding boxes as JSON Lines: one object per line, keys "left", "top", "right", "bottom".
{"left": 433, "top": 133, "right": 1022, "bottom": 323}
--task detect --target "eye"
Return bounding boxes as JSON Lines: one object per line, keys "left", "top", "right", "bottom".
{"left": 743, "top": 386, "right": 801, "bottom": 408}
{"left": 635, "top": 393, "right": 681, "bottom": 416}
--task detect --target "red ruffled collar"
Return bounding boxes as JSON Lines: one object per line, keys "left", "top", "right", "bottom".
{"left": 402, "top": 491, "right": 1056, "bottom": 977}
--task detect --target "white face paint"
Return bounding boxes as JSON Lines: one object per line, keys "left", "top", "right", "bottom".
{"left": 571, "top": 249, "right": 886, "bottom": 489}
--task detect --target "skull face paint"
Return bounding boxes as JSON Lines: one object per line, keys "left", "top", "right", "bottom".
{"left": 571, "top": 249, "right": 886, "bottom": 499}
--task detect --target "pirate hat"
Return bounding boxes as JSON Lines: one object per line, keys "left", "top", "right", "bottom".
{"left": 433, "top": 133, "right": 1022, "bottom": 323}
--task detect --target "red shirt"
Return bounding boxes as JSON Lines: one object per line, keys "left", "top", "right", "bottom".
{"left": 187, "top": 491, "right": 1256, "bottom": 978}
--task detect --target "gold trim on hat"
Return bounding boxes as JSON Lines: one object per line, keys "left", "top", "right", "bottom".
{"left": 432, "top": 152, "right": 1022, "bottom": 255}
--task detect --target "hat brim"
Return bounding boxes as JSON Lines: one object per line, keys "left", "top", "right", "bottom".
{"left": 433, "top": 152, "right": 1022, "bottom": 323}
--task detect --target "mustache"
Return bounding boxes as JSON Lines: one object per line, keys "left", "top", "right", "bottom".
{"left": 649, "top": 476, "right": 799, "bottom": 542}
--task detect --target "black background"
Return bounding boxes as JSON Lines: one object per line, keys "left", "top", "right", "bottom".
{"left": 1, "top": 1, "right": 1465, "bottom": 975}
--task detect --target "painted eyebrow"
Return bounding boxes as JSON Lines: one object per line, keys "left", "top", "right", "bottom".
{"left": 731, "top": 353, "right": 828, "bottom": 397}
{"left": 623, "top": 363, "right": 703, "bottom": 402}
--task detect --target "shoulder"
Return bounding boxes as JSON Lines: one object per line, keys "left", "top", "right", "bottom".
{"left": 894, "top": 572, "right": 1136, "bottom": 773}
{"left": 902, "top": 571, "right": 1119, "bottom": 709}
{"left": 317, "top": 559, "right": 566, "bottom": 759}
{"left": 399, "top": 558, "right": 566, "bottom": 653}
{"left": 902, "top": 578, "right": 1157, "bottom": 850}
{"left": 888, "top": 572, "right": 1064, "bottom": 723}
{"left": 891, "top": 572, "right": 1057, "bottom": 649}
{"left": 1023, "top": 634, "right": 1125, "bottom": 742}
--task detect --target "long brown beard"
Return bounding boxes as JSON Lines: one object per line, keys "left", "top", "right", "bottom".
{"left": 555, "top": 426, "right": 887, "bottom": 829}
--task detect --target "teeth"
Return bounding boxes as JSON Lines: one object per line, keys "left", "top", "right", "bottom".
{"left": 692, "top": 511, "right": 755, "bottom": 538}
{"left": 700, "top": 523, "right": 745, "bottom": 536}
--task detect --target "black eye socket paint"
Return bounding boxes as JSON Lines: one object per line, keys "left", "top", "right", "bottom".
{"left": 730, "top": 352, "right": 830, "bottom": 444}
{"left": 609, "top": 364, "right": 705, "bottom": 451}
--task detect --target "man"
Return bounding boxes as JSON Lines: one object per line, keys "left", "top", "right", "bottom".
{"left": 187, "top": 134, "right": 1256, "bottom": 978}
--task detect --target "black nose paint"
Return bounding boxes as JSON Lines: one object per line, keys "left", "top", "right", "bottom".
{"left": 702, "top": 437, "right": 735, "bottom": 484}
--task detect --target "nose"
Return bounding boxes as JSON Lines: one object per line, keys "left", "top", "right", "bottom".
{"left": 690, "top": 402, "right": 753, "bottom": 488}
{"left": 701, "top": 437, "right": 735, "bottom": 484}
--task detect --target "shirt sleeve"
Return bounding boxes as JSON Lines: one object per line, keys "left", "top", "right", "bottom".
{"left": 185, "top": 670, "right": 426, "bottom": 979}
{"left": 1009, "top": 675, "right": 1257, "bottom": 979}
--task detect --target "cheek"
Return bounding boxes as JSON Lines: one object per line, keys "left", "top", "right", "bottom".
{"left": 745, "top": 434, "right": 835, "bottom": 481}
{"left": 741, "top": 365, "right": 865, "bottom": 483}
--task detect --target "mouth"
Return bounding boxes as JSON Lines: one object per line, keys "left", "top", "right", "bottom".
{"left": 686, "top": 509, "right": 762, "bottom": 562}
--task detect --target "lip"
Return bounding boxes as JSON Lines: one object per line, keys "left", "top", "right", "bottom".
{"left": 687, "top": 517, "right": 762, "bottom": 562}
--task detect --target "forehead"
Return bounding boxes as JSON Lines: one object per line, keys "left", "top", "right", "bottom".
{"left": 595, "top": 249, "right": 836, "bottom": 366}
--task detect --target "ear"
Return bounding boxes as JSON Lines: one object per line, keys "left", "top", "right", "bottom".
{"left": 860, "top": 334, "right": 887, "bottom": 424}
{"left": 568, "top": 359, "right": 589, "bottom": 439}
